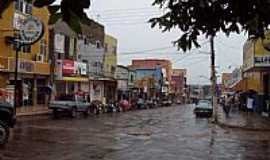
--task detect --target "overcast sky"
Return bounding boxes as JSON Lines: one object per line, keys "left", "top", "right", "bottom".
{"left": 87, "top": 0, "right": 247, "bottom": 85}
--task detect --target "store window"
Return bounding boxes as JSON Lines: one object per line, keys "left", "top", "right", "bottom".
{"left": 113, "top": 46, "right": 117, "bottom": 54}
{"left": 15, "top": 0, "right": 32, "bottom": 15}
{"left": 104, "top": 43, "right": 108, "bottom": 52}
{"left": 40, "top": 39, "right": 47, "bottom": 56}
{"left": 22, "top": 45, "right": 31, "bottom": 53}
{"left": 67, "top": 83, "right": 75, "bottom": 94}
{"left": 96, "top": 41, "right": 101, "bottom": 49}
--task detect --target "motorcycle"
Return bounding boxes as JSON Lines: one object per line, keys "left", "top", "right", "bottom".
{"left": 90, "top": 100, "right": 104, "bottom": 115}
{"left": 105, "top": 101, "right": 117, "bottom": 113}
{"left": 115, "top": 102, "right": 122, "bottom": 112}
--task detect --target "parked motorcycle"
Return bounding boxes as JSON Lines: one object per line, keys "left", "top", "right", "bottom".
{"left": 105, "top": 101, "right": 117, "bottom": 113}
{"left": 146, "top": 99, "right": 156, "bottom": 109}
{"left": 115, "top": 102, "right": 122, "bottom": 112}
{"left": 137, "top": 98, "right": 146, "bottom": 109}
{"left": 90, "top": 100, "right": 104, "bottom": 115}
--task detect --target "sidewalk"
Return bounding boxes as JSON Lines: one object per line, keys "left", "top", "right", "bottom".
{"left": 16, "top": 105, "right": 50, "bottom": 117}
{"left": 217, "top": 106, "right": 270, "bottom": 131}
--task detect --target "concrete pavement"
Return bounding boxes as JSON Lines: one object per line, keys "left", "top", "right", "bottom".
{"left": 217, "top": 105, "right": 270, "bottom": 131}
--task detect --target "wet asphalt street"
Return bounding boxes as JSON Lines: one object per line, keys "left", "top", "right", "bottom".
{"left": 1, "top": 104, "right": 270, "bottom": 160}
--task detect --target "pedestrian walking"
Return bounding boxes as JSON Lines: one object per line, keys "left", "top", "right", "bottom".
{"left": 246, "top": 95, "right": 254, "bottom": 112}
{"left": 223, "top": 94, "right": 232, "bottom": 117}
{"left": 234, "top": 93, "right": 240, "bottom": 112}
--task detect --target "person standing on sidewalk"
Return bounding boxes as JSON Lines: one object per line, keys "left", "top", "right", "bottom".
{"left": 246, "top": 95, "right": 254, "bottom": 112}
{"left": 224, "top": 94, "right": 232, "bottom": 117}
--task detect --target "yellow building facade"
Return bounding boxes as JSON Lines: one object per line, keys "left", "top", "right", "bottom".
{"left": 104, "top": 34, "right": 117, "bottom": 78}
{"left": 0, "top": 0, "right": 50, "bottom": 112}
{"left": 242, "top": 30, "right": 270, "bottom": 112}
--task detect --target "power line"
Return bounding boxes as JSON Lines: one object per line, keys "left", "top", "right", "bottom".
{"left": 90, "top": 11, "right": 161, "bottom": 18}
{"left": 90, "top": 7, "right": 159, "bottom": 14}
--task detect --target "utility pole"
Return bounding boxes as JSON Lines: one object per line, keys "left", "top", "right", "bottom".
{"left": 13, "top": 41, "right": 21, "bottom": 115}
{"left": 210, "top": 36, "right": 218, "bottom": 123}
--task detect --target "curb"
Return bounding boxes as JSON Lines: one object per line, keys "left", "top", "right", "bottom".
{"left": 216, "top": 120, "right": 270, "bottom": 132}
{"left": 17, "top": 110, "right": 51, "bottom": 118}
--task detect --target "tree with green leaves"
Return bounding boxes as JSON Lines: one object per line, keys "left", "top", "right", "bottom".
{"left": 150, "top": 0, "right": 270, "bottom": 122}
{"left": 0, "top": 0, "right": 91, "bottom": 32}
{"left": 150, "top": 0, "right": 270, "bottom": 51}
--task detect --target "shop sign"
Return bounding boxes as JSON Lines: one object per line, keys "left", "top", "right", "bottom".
{"left": 19, "top": 16, "right": 44, "bottom": 45}
{"left": 13, "top": 12, "right": 26, "bottom": 29}
{"left": 54, "top": 34, "right": 65, "bottom": 53}
{"left": 75, "top": 62, "right": 87, "bottom": 75}
{"left": 19, "top": 61, "right": 34, "bottom": 73}
{"left": 0, "top": 57, "right": 8, "bottom": 70}
{"left": 62, "top": 60, "right": 75, "bottom": 75}
{"left": 62, "top": 77, "right": 88, "bottom": 82}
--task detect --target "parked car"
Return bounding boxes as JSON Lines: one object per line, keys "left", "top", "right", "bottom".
{"left": 175, "top": 99, "right": 182, "bottom": 104}
{"left": 0, "top": 102, "right": 16, "bottom": 145}
{"left": 193, "top": 100, "right": 213, "bottom": 118}
{"left": 49, "top": 94, "right": 91, "bottom": 118}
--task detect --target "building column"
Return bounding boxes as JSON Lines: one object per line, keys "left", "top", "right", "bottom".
{"left": 45, "top": 77, "right": 50, "bottom": 105}
{"left": 32, "top": 76, "right": 37, "bottom": 107}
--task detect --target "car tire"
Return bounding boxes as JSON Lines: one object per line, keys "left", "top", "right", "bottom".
{"left": 70, "top": 107, "right": 77, "bottom": 118}
{"left": 84, "top": 107, "right": 91, "bottom": 117}
{"left": 93, "top": 107, "right": 98, "bottom": 115}
{"left": 0, "top": 120, "right": 9, "bottom": 146}
{"left": 52, "top": 109, "right": 59, "bottom": 119}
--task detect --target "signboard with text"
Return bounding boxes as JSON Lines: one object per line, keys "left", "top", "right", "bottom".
{"left": 62, "top": 60, "right": 75, "bottom": 75}
{"left": 243, "top": 30, "right": 270, "bottom": 70}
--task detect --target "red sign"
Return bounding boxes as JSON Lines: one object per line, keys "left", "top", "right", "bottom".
{"left": 62, "top": 60, "right": 75, "bottom": 75}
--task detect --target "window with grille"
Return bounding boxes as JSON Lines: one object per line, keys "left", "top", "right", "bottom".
{"left": 15, "top": 0, "right": 32, "bottom": 15}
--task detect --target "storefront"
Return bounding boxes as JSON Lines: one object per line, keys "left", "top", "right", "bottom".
{"left": 103, "top": 78, "right": 117, "bottom": 102}
{"left": 90, "top": 79, "right": 104, "bottom": 102}
{"left": 54, "top": 60, "right": 89, "bottom": 100}
{"left": 243, "top": 32, "right": 270, "bottom": 113}
{"left": 0, "top": 58, "right": 51, "bottom": 108}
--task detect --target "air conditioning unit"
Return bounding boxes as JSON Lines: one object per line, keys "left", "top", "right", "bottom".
{"left": 36, "top": 54, "right": 44, "bottom": 62}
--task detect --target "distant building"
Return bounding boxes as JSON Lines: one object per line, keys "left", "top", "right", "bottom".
{"left": 221, "top": 73, "right": 232, "bottom": 93}
{"left": 131, "top": 59, "right": 172, "bottom": 95}
{"left": 171, "top": 69, "right": 187, "bottom": 103}
{"left": 135, "top": 68, "right": 163, "bottom": 98}
{"left": 103, "top": 34, "right": 118, "bottom": 102}
{"left": 104, "top": 35, "right": 117, "bottom": 78}
{"left": 115, "top": 65, "right": 129, "bottom": 100}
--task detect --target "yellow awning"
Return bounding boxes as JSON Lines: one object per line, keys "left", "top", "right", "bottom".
{"left": 62, "top": 77, "right": 89, "bottom": 82}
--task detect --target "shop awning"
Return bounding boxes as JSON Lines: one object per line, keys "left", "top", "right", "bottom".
{"left": 62, "top": 77, "right": 89, "bottom": 82}
{"left": 229, "top": 79, "right": 245, "bottom": 91}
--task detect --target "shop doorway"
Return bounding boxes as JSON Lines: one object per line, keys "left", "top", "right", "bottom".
{"left": 263, "top": 74, "right": 270, "bottom": 112}
{"left": 37, "top": 79, "right": 46, "bottom": 105}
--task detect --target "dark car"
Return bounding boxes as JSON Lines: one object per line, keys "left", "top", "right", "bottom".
{"left": 0, "top": 102, "right": 16, "bottom": 145}
{"left": 193, "top": 100, "right": 213, "bottom": 118}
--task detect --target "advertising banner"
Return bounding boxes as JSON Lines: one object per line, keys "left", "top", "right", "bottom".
{"left": 69, "top": 38, "right": 75, "bottom": 57}
{"left": 254, "top": 31, "right": 270, "bottom": 67}
{"left": 54, "top": 34, "right": 65, "bottom": 53}
{"left": 13, "top": 12, "right": 26, "bottom": 29}
{"left": 75, "top": 62, "right": 87, "bottom": 75}
{"left": 62, "top": 60, "right": 74, "bottom": 75}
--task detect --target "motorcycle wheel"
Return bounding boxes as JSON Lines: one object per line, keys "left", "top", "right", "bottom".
{"left": 70, "top": 107, "right": 77, "bottom": 118}
{"left": 0, "top": 120, "right": 9, "bottom": 146}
